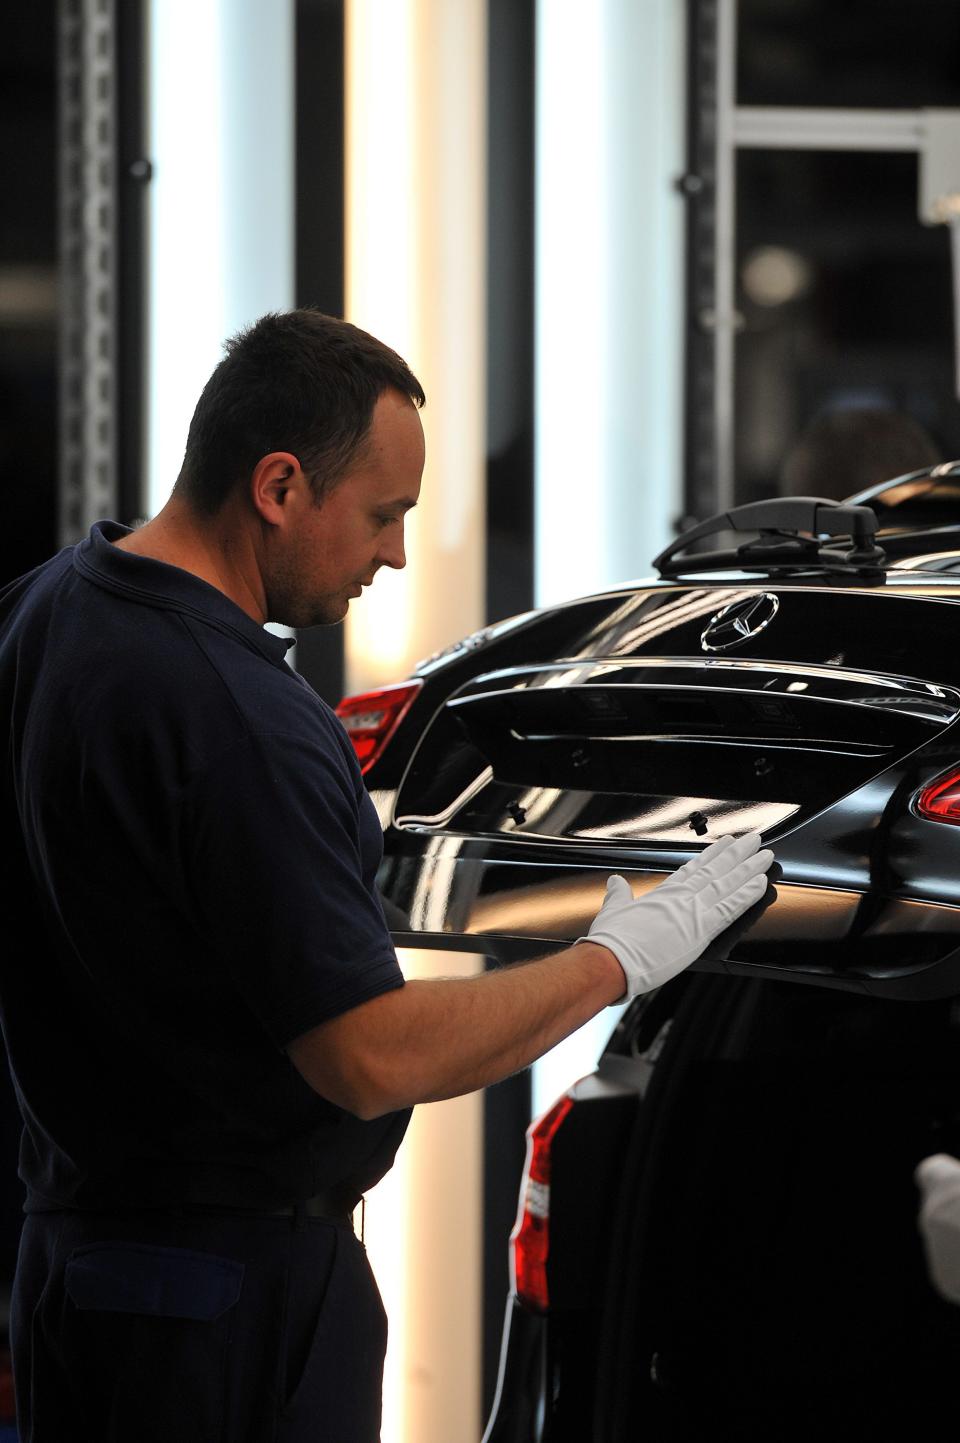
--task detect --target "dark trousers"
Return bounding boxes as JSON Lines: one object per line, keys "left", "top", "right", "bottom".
{"left": 10, "top": 1207, "right": 387, "bottom": 1442}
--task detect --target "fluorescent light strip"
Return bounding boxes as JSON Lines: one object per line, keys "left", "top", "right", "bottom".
{"left": 147, "top": 0, "right": 226, "bottom": 517}
{"left": 344, "top": 1, "right": 418, "bottom": 687}
{"left": 146, "top": 0, "right": 293, "bottom": 518}
{"left": 534, "top": 1, "right": 608, "bottom": 608}
{"left": 344, "top": 0, "right": 486, "bottom": 696}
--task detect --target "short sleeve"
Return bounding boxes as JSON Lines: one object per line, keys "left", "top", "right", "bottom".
{"left": 181, "top": 726, "right": 404, "bottom": 1047}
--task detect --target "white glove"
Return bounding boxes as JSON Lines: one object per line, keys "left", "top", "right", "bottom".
{"left": 581, "top": 831, "right": 773, "bottom": 999}
{"left": 915, "top": 1153, "right": 960, "bottom": 1304}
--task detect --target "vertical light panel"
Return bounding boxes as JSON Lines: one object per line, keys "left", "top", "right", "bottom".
{"left": 344, "top": 0, "right": 487, "bottom": 693}
{"left": 534, "top": 0, "right": 686, "bottom": 605}
{"left": 146, "top": 0, "right": 294, "bottom": 516}
{"left": 534, "top": 2, "right": 608, "bottom": 607}
{"left": 346, "top": 6, "right": 487, "bottom": 1441}
{"left": 532, "top": 0, "right": 687, "bottom": 1115}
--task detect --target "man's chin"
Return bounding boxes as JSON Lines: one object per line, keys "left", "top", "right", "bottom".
{"left": 314, "top": 595, "right": 352, "bottom": 627}
{"left": 270, "top": 598, "right": 349, "bottom": 630}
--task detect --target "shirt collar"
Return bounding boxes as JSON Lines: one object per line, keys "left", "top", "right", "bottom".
{"left": 73, "top": 520, "right": 297, "bottom": 666}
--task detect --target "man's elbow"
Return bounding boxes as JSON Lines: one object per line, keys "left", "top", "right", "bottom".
{"left": 286, "top": 1034, "right": 406, "bottom": 1121}
{"left": 331, "top": 1071, "right": 401, "bottom": 1122}
{"left": 344, "top": 1090, "right": 399, "bottom": 1123}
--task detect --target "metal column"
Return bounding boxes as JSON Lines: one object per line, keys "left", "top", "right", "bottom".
{"left": 58, "top": 0, "right": 120, "bottom": 544}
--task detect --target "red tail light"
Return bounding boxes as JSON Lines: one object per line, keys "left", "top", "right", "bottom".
{"left": 0, "top": 1345, "right": 14, "bottom": 1424}
{"left": 509, "top": 1093, "right": 575, "bottom": 1313}
{"left": 335, "top": 680, "right": 422, "bottom": 774}
{"left": 916, "top": 767, "right": 960, "bottom": 824}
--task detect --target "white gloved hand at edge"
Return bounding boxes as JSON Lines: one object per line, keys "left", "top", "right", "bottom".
{"left": 916, "top": 1153, "right": 960, "bottom": 1304}
{"left": 581, "top": 831, "right": 774, "bottom": 1000}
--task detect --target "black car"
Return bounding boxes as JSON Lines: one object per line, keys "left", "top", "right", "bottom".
{"left": 337, "top": 468, "right": 960, "bottom": 1441}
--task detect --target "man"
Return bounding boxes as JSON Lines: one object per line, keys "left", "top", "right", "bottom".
{"left": 0, "top": 309, "right": 773, "bottom": 1441}
{"left": 779, "top": 406, "right": 941, "bottom": 501}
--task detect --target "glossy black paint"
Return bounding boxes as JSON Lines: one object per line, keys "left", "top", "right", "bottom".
{"left": 590, "top": 973, "right": 960, "bottom": 1442}
{"left": 481, "top": 969, "right": 960, "bottom": 1442}
{"left": 374, "top": 571, "right": 960, "bottom": 998}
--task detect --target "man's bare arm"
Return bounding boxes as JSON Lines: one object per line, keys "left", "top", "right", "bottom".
{"left": 286, "top": 941, "right": 624, "bottom": 1120}
{"left": 288, "top": 833, "right": 774, "bottom": 1118}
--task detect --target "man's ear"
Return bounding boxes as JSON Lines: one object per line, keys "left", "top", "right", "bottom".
{"left": 250, "top": 451, "right": 305, "bottom": 526}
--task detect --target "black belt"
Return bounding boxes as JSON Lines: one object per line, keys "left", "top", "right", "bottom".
{"left": 30, "top": 1188, "right": 363, "bottom": 1226}
{"left": 259, "top": 1192, "right": 359, "bottom": 1223}
{"left": 188, "top": 1188, "right": 362, "bottom": 1223}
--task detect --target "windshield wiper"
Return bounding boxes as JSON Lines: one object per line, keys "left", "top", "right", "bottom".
{"left": 653, "top": 497, "right": 887, "bottom": 580}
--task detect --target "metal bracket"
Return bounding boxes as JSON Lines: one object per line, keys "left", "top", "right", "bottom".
{"left": 918, "top": 111, "right": 960, "bottom": 398}
{"left": 919, "top": 110, "right": 960, "bottom": 225}
{"left": 732, "top": 101, "right": 960, "bottom": 405}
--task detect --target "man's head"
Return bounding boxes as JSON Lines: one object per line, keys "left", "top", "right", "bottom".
{"left": 174, "top": 309, "right": 425, "bottom": 514}
{"left": 256, "top": 384, "right": 426, "bottom": 627}
{"left": 171, "top": 310, "right": 427, "bottom": 628}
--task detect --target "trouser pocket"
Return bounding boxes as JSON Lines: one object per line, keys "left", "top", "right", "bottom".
{"left": 56, "top": 1242, "right": 245, "bottom": 1441}
{"left": 65, "top": 1242, "right": 244, "bottom": 1319}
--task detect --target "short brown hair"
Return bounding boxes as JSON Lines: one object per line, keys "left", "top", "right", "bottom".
{"left": 174, "top": 309, "right": 425, "bottom": 513}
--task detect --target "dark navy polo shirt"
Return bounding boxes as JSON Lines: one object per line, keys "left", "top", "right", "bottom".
{"left": 0, "top": 522, "right": 410, "bottom": 1210}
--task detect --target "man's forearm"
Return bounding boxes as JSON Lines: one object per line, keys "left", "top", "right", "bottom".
{"left": 290, "top": 834, "right": 774, "bottom": 1119}
{"left": 287, "top": 940, "right": 625, "bottom": 1120}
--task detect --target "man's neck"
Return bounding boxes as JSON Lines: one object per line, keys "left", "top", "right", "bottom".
{"left": 112, "top": 496, "right": 267, "bottom": 623}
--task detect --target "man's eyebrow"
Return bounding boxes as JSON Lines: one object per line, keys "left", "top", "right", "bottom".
{"left": 382, "top": 497, "right": 418, "bottom": 511}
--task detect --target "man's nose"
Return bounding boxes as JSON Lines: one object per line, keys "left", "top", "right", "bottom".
{"left": 379, "top": 524, "right": 407, "bottom": 570}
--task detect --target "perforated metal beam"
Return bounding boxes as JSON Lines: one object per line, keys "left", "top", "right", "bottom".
{"left": 58, "top": 0, "right": 119, "bottom": 545}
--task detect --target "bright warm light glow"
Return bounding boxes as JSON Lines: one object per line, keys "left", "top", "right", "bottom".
{"left": 364, "top": 949, "right": 483, "bottom": 1443}
{"left": 344, "top": 3, "right": 416, "bottom": 354}
{"left": 344, "top": 0, "right": 486, "bottom": 694}
{"left": 343, "top": 1, "right": 417, "bottom": 681}
{"left": 345, "top": 7, "right": 488, "bottom": 1439}
{"left": 146, "top": 0, "right": 293, "bottom": 516}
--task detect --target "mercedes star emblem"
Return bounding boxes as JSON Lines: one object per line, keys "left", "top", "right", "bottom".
{"left": 700, "top": 593, "right": 780, "bottom": 652}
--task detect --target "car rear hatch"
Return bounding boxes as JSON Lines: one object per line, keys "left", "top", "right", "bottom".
{"left": 394, "top": 649, "right": 959, "bottom": 847}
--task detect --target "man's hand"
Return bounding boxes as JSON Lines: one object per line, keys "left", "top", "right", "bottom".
{"left": 916, "top": 1153, "right": 960, "bottom": 1304}
{"left": 582, "top": 831, "right": 775, "bottom": 999}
